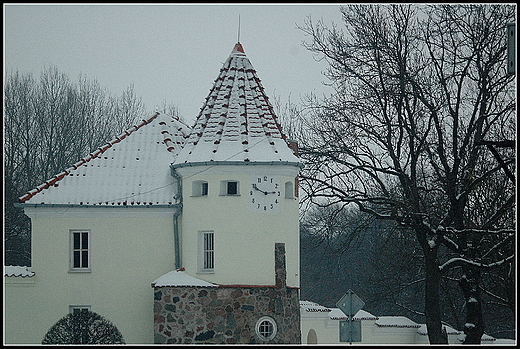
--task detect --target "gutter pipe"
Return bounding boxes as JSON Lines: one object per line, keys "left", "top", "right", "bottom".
{"left": 170, "top": 166, "right": 183, "bottom": 270}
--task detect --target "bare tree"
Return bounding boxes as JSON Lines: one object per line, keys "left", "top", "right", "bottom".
{"left": 4, "top": 66, "right": 149, "bottom": 266}
{"left": 296, "top": 4, "right": 515, "bottom": 343}
{"left": 42, "top": 310, "right": 125, "bottom": 344}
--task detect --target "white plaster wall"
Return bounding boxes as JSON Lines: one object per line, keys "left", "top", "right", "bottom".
{"left": 301, "top": 315, "right": 340, "bottom": 344}
{"left": 177, "top": 165, "right": 300, "bottom": 287}
{"left": 4, "top": 206, "right": 177, "bottom": 344}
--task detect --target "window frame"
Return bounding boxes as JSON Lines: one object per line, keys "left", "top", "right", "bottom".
{"left": 197, "top": 230, "right": 215, "bottom": 274}
{"left": 284, "top": 181, "right": 294, "bottom": 199}
{"left": 255, "top": 316, "right": 278, "bottom": 341}
{"left": 220, "top": 180, "right": 240, "bottom": 196}
{"left": 69, "top": 230, "right": 91, "bottom": 273}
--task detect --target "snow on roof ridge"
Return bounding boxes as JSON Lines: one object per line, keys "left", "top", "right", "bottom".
{"left": 4, "top": 265, "right": 35, "bottom": 277}
{"left": 18, "top": 113, "right": 163, "bottom": 203}
{"left": 151, "top": 269, "right": 217, "bottom": 288}
{"left": 375, "top": 316, "right": 421, "bottom": 328}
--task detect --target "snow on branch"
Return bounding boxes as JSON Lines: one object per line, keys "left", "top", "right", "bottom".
{"left": 439, "top": 254, "right": 514, "bottom": 273}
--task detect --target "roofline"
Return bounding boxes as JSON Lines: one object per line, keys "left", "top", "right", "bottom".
{"left": 15, "top": 203, "right": 182, "bottom": 209}
{"left": 171, "top": 160, "right": 304, "bottom": 169}
{"left": 152, "top": 283, "right": 299, "bottom": 289}
{"left": 17, "top": 112, "right": 163, "bottom": 204}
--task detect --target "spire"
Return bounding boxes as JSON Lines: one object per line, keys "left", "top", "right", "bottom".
{"left": 173, "top": 43, "right": 300, "bottom": 167}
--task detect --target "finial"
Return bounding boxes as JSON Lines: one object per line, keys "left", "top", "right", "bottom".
{"left": 238, "top": 14, "right": 241, "bottom": 43}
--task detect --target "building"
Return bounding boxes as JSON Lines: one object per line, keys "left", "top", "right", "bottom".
{"left": 300, "top": 300, "right": 507, "bottom": 345}
{"left": 5, "top": 42, "right": 302, "bottom": 344}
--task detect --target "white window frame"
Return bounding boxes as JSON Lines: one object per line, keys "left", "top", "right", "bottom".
{"left": 197, "top": 231, "right": 215, "bottom": 273}
{"left": 69, "top": 230, "right": 91, "bottom": 273}
{"left": 255, "top": 316, "right": 278, "bottom": 341}
{"left": 220, "top": 180, "right": 240, "bottom": 196}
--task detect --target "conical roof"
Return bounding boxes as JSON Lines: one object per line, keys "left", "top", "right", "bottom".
{"left": 173, "top": 43, "right": 301, "bottom": 167}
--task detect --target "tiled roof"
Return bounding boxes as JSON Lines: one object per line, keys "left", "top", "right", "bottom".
{"left": 174, "top": 43, "right": 301, "bottom": 166}
{"left": 19, "top": 113, "right": 189, "bottom": 206}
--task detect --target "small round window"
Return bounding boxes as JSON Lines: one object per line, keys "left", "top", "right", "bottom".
{"left": 255, "top": 316, "right": 277, "bottom": 341}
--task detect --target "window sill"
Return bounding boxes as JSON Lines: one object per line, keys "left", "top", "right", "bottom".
{"left": 68, "top": 269, "right": 92, "bottom": 273}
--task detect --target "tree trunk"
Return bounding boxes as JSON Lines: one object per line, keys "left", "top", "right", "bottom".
{"left": 424, "top": 249, "right": 448, "bottom": 344}
{"left": 459, "top": 268, "right": 484, "bottom": 344}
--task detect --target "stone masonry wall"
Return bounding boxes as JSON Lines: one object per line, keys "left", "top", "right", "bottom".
{"left": 153, "top": 285, "right": 301, "bottom": 344}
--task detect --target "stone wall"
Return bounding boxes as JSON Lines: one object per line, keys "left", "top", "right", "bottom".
{"left": 153, "top": 285, "right": 301, "bottom": 344}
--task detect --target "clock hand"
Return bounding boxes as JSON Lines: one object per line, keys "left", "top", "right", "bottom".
{"left": 253, "top": 184, "right": 268, "bottom": 195}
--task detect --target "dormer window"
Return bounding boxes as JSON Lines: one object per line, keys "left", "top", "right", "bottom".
{"left": 192, "top": 180, "right": 209, "bottom": 197}
{"left": 220, "top": 180, "right": 240, "bottom": 196}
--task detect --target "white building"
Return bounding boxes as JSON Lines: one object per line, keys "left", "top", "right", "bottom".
{"left": 4, "top": 42, "right": 514, "bottom": 345}
{"left": 300, "top": 300, "right": 509, "bottom": 345}
{"left": 5, "top": 42, "right": 302, "bottom": 344}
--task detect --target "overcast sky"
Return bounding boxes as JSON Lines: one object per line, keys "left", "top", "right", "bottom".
{"left": 4, "top": 3, "right": 344, "bottom": 125}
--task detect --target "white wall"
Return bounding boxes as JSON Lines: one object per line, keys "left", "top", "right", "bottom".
{"left": 4, "top": 206, "right": 178, "bottom": 344}
{"left": 176, "top": 164, "right": 300, "bottom": 287}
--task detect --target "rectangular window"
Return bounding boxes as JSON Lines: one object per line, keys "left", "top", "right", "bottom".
{"left": 198, "top": 231, "right": 214, "bottom": 273}
{"left": 70, "top": 230, "right": 91, "bottom": 272}
{"left": 201, "top": 182, "right": 209, "bottom": 196}
{"left": 227, "top": 181, "right": 238, "bottom": 195}
{"left": 220, "top": 180, "right": 240, "bottom": 196}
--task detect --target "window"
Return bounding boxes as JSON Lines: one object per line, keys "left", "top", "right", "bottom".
{"left": 69, "top": 305, "right": 91, "bottom": 314}
{"left": 255, "top": 316, "right": 277, "bottom": 341}
{"left": 220, "top": 180, "right": 240, "bottom": 196}
{"left": 70, "top": 230, "right": 90, "bottom": 272}
{"left": 192, "top": 180, "right": 209, "bottom": 196}
{"left": 284, "top": 181, "right": 294, "bottom": 199}
{"left": 198, "top": 231, "right": 214, "bottom": 273}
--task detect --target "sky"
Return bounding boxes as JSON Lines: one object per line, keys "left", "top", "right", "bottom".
{"left": 4, "top": 3, "right": 345, "bottom": 126}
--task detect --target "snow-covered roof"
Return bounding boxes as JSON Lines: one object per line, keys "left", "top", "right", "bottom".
{"left": 18, "top": 113, "right": 189, "bottom": 206}
{"left": 173, "top": 43, "right": 301, "bottom": 167}
{"left": 151, "top": 269, "right": 217, "bottom": 287}
{"left": 375, "top": 316, "right": 421, "bottom": 328}
{"left": 417, "top": 323, "right": 460, "bottom": 336}
{"left": 4, "top": 266, "right": 35, "bottom": 277}
{"left": 300, "top": 301, "right": 377, "bottom": 321}
{"left": 300, "top": 300, "right": 332, "bottom": 313}
{"left": 328, "top": 308, "right": 378, "bottom": 321}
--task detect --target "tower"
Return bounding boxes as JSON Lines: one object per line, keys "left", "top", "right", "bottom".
{"left": 153, "top": 42, "right": 303, "bottom": 344}
{"left": 173, "top": 42, "right": 302, "bottom": 286}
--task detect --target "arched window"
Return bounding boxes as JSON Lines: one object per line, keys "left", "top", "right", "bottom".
{"left": 307, "top": 329, "right": 317, "bottom": 344}
{"left": 192, "top": 180, "right": 208, "bottom": 197}
{"left": 284, "top": 181, "right": 294, "bottom": 199}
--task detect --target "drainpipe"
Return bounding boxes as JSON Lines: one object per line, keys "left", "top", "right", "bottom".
{"left": 171, "top": 167, "right": 183, "bottom": 270}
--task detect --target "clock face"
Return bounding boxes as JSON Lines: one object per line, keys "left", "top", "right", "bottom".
{"left": 249, "top": 175, "right": 281, "bottom": 213}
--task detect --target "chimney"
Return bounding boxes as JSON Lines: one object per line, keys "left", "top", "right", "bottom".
{"left": 275, "top": 243, "right": 287, "bottom": 288}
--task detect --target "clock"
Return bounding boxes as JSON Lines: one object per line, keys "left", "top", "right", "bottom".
{"left": 249, "top": 175, "right": 281, "bottom": 213}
